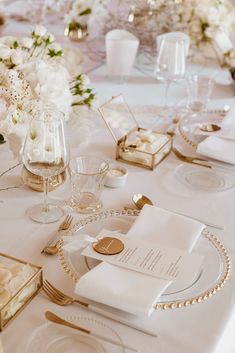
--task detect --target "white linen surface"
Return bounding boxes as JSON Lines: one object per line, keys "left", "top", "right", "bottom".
{"left": 75, "top": 205, "right": 205, "bottom": 317}
{"left": 197, "top": 136, "right": 235, "bottom": 164}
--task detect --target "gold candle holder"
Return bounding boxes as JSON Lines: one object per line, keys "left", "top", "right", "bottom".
{"left": 21, "top": 166, "right": 66, "bottom": 192}
{"left": 99, "top": 95, "right": 172, "bottom": 170}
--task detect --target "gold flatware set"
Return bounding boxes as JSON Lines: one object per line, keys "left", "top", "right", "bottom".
{"left": 172, "top": 147, "right": 212, "bottom": 168}
{"left": 130, "top": 193, "right": 224, "bottom": 230}
{"left": 42, "top": 280, "right": 157, "bottom": 336}
{"left": 41, "top": 215, "right": 73, "bottom": 255}
{"left": 45, "top": 310, "right": 138, "bottom": 352}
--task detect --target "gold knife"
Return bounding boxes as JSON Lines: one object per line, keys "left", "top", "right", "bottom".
{"left": 45, "top": 311, "right": 139, "bottom": 352}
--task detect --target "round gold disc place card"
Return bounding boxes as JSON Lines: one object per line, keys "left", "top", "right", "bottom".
{"left": 93, "top": 237, "right": 124, "bottom": 255}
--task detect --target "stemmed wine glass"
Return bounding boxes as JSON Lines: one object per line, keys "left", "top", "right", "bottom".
{"left": 22, "top": 105, "right": 70, "bottom": 224}
{"left": 154, "top": 37, "right": 186, "bottom": 118}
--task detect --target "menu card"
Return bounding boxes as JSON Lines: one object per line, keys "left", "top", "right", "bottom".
{"left": 82, "top": 233, "right": 204, "bottom": 284}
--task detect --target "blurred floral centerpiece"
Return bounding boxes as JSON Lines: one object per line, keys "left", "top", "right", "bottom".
{"left": 103, "top": 0, "right": 235, "bottom": 53}
{"left": 0, "top": 25, "right": 97, "bottom": 158}
{"left": 64, "top": 0, "right": 108, "bottom": 40}
{"left": 161, "top": 0, "right": 235, "bottom": 47}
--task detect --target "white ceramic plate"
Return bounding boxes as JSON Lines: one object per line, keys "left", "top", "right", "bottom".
{"left": 175, "top": 163, "right": 235, "bottom": 192}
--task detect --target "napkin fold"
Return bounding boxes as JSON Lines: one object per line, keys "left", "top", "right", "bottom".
{"left": 75, "top": 205, "right": 205, "bottom": 317}
{"left": 197, "top": 136, "right": 235, "bottom": 164}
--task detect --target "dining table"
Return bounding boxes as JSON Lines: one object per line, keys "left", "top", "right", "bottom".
{"left": 0, "top": 14, "right": 235, "bottom": 353}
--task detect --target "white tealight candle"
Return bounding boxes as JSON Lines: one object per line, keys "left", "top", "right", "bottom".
{"left": 108, "top": 168, "right": 125, "bottom": 177}
{"left": 105, "top": 165, "right": 128, "bottom": 188}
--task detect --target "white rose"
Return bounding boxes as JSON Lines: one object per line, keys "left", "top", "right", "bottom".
{"left": 20, "top": 37, "right": 33, "bottom": 49}
{"left": 49, "top": 43, "right": 62, "bottom": 52}
{"left": 207, "top": 8, "right": 220, "bottom": 25}
{"left": 0, "top": 46, "right": 12, "bottom": 60}
{"left": 62, "top": 46, "right": 83, "bottom": 77}
{"left": 190, "top": 20, "right": 202, "bottom": 34}
{"left": 205, "top": 27, "right": 215, "bottom": 39}
{"left": 82, "top": 92, "right": 90, "bottom": 99}
{"left": 11, "top": 51, "right": 23, "bottom": 65}
{"left": 90, "top": 97, "right": 99, "bottom": 109}
{"left": 0, "top": 106, "right": 28, "bottom": 159}
{"left": 44, "top": 33, "right": 55, "bottom": 43}
{"left": 25, "top": 60, "right": 72, "bottom": 118}
{"left": 0, "top": 36, "right": 16, "bottom": 47}
{"left": 49, "top": 33, "right": 55, "bottom": 42}
{"left": 34, "top": 25, "right": 47, "bottom": 37}
{"left": 80, "top": 74, "right": 90, "bottom": 85}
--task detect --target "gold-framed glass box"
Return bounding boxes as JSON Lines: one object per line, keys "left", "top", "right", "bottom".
{"left": 0, "top": 253, "right": 42, "bottom": 330}
{"left": 99, "top": 95, "right": 172, "bottom": 170}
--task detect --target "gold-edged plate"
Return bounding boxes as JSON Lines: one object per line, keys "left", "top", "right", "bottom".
{"left": 178, "top": 112, "right": 224, "bottom": 149}
{"left": 26, "top": 315, "right": 124, "bottom": 353}
{"left": 58, "top": 209, "right": 231, "bottom": 310}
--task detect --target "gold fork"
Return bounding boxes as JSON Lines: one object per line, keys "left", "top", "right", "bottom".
{"left": 42, "top": 280, "right": 157, "bottom": 336}
{"left": 41, "top": 215, "right": 73, "bottom": 255}
{"left": 172, "top": 147, "right": 212, "bottom": 168}
{"left": 42, "top": 280, "right": 88, "bottom": 306}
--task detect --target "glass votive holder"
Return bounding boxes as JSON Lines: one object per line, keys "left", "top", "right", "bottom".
{"left": 187, "top": 74, "right": 214, "bottom": 113}
{"left": 105, "top": 29, "right": 139, "bottom": 83}
{"left": 69, "top": 156, "right": 109, "bottom": 214}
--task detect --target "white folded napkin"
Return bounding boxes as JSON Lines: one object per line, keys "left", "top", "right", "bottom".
{"left": 197, "top": 136, "right": 235, "bottom": 164}
{"left": 75, "top": 205, "right": 205, "bottom": 317}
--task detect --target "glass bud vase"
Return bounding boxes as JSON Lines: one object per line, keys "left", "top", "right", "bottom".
{"left": 64, "top": 21, "right": 88, "bottom": 41}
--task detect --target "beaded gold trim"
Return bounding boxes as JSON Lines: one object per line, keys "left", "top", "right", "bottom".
{"left": 58, "top": 209, "right": 231, "bottom": 310}
{"left": 178, "top": 118, "right": 198, "bottom": 149}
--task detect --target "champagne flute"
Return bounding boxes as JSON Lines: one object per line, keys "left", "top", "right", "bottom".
{"left": 22, "top": 106, "right": 70, "bottom": 224}
{"left": 154, "top": 37, "right": 186, "bottom": 118}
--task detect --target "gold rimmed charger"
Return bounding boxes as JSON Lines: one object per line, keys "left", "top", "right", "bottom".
{"left": 178, "top": 113, "right": 225, "bottom": 149}
{"left": 58, "top": 209, "right": 231, "bottom": 310}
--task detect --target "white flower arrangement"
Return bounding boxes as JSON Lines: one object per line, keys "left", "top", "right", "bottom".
{"left": 172, "top": 0, "right": 235, "bottom": 47}
{"left": 0, "top": 25, "right": 97, "bottom": 157}
{"left": 65, "top": 0, "right": 109, "bottom": 34}
{"left": 103, "top": 0, "right": 235, "bottom": 50}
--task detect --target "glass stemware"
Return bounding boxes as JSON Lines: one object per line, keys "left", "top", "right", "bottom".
{"left": 154, "top": 37, "right": 186, "bottom": 119}
{"left": 22, "top": 106, "right": 70, "bottom": 224}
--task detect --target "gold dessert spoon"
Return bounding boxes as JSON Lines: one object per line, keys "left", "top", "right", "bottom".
{"left": 132, "top": 193, "right": 153, "bottom": 209}
{"left": 131, "top": 193, "right": 224, "bottom": 230}
{"left": 200, "top": 123, "right": 221, "bottom": 132}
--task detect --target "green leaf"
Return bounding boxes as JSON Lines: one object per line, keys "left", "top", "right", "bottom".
{"left": 47, "top": 49, "right": 63, "bottom": 58}
{"left": 79, "top": 8, "right": 92, "bottom": 16}
{"left": 11, "top": 41, "right": 19, "bottom": 49}
{"left": 0, "top": 134, "right": 5, "bottom": 144}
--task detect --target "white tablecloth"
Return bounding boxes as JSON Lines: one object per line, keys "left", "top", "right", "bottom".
{"left": 0, "top": 18, "right": 235, "bottom": 353}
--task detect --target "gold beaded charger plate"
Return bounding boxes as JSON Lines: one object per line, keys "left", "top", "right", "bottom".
{"left": 58, "top": 209, "right": 231, "bottom": 310}
{"left": 178, "top": 112, "right": 224, "bottom": 149}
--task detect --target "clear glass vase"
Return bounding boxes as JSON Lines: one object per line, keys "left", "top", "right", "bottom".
{"left": 64, "top": 22, "right": 88, "bottom": 41}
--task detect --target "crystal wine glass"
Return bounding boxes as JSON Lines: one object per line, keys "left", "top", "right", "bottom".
{"left": 154, "top": 37, "right": 186, "bottom": 118}
{"left": 22, "top": 106, "right": 70, "bottom": 224}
